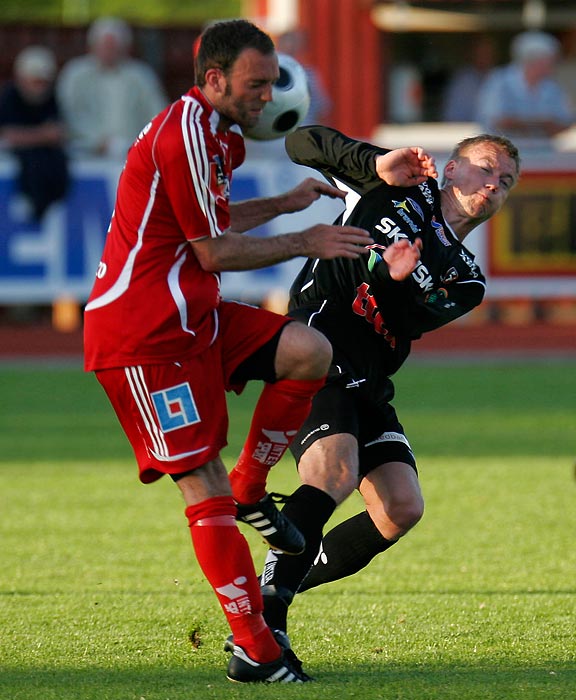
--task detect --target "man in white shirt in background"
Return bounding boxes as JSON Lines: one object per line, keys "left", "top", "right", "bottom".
{"left": 57, "top": 16, "right": 167, "bottom": 159}
{"left": 478, "top": 30, "right": 574, "bottom": 148}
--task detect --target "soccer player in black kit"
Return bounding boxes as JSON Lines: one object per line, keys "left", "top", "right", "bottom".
{"left": 256, "top": 125, "right": 520, "bottom": 676}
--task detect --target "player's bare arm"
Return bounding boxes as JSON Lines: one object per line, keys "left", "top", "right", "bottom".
{"left": 375, "top": 147, "right": 438, "bottom": 187}
{"left": 229, "top": 177, "right": 345, "bottom": 232}
{"left": 383, "top": 238, "right": 423, "bottom": 281}
{"left": 190, "top": 224, "right": 373, "bottom": 272}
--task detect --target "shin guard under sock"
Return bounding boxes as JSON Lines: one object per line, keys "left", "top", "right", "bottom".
{"left": 298, "top": 510, "right": 398, "bottom": 592}
{"left": 186, "top": 496, "right": 280, "bottom": 663}
{"left": 229, "top": 377, "right": 326, "bottom": 504}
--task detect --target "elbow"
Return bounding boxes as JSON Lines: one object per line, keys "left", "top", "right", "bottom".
{"left": 190, "top": 243, "right": 222, "bottom": 273}
{"left": 190, "top": 231, "right": 242, "bottom": 272}
{"left": 195, "top": 251, "right": 221, "bottom": 273}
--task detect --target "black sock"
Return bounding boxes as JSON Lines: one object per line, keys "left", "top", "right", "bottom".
{"left": 298, "top": 510, "right": 397, "bottom": 592}
{"left": 261, "top": 484, "right": 336, "bottom": 630}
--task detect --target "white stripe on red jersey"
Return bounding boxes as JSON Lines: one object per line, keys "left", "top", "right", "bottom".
{"left": 84, "top": 87, "right": 245, "bottom": 370}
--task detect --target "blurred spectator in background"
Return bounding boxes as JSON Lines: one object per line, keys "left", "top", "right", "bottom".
{"left": 478, "top": 30, "right": 574, "bottom": 144}
{"left": 388, "top": 62, "right": 423, "bottom": 123}
{"left": 442, "top": 35, "right": 496, "bottom": 122}
{"left": 276, "top": 30, "right": 332, "bottom": 124}
{"left": 556, "top": 28, "right": 576, "bottom": 112}
{"left": 0, "top": 45, "right": 69, "bottom": 221}
{"left": 57, "top": 17, "right": 167, "bottom": 159}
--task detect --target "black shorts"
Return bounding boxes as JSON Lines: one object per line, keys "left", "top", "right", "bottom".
{"left": 290, "top": 371, "right": 417, "bottom": 478}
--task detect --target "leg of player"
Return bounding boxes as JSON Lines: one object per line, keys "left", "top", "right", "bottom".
{"left": 176, "top": 459, "right": 309, "bottom": 683}
{"left": 228, "top": 323, "right": 332, "bottom": 555}
{"left": 298, "top": 461, "right": 424, "bottom": 592}
{"left": 261, "top": 432, "right": 360, "bottom": 632}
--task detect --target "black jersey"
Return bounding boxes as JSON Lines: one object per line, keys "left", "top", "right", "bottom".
{"left": 286, "top": 126, "right": 486, "bottom": 387}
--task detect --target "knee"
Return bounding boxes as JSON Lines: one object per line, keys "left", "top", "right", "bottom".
{"left": 295, "top": 325, "right": 332, "bottom": 377}
{"left": 277, "top": 323, "right": 332, "bottom": 380}
{"left": 393, "top": 498, "right": 425, "bottom": 533}
{"left": 371, "top": 496, "right": 424, "bottom": 540}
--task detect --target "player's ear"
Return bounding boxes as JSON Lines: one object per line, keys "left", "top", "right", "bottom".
{"left": 443, "top": 159, "right": 457, "bottom": 182}
{"left": 205, "top": 67, "right": 226, "bottom": 94}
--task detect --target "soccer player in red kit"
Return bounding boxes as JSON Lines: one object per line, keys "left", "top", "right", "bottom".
{"left": 83, "top": 19, "right": 375, "bottom": 683}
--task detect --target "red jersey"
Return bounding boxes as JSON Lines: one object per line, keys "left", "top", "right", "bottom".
{"left": 84, "top": 87, "right": 246, "bottom": 370}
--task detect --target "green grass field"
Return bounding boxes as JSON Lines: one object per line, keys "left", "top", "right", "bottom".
{"left": 1, "top": 361, "right": 575, "bottom": 699}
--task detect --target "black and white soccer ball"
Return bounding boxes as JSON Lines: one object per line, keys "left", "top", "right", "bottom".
{"left": 244, "top": 53, "right": 311, "bottom": 141}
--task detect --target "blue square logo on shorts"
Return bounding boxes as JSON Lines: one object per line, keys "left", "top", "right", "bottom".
{"left": 151, "top": 383, "right": 200, "bottom": 433}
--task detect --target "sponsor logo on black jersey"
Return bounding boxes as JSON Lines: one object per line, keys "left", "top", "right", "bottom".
{"left": 425, "top": 287, "right": 455, "bottom": 309}
{"left": 407, "top": 197, "right": 424, "bottom": 220}
{"left": 393, "top": 200, "right": 420, "bottom": 233}
{"left": 442, "top": 267, "right": 459, "bottom": 284}
{"left": 374, "top": 216, "right": 409, "bottom": 244}
{"left": 366, "top": 243, "right": 387, "bottom": 272}
{"left": 412, "top": 262, "right": 434, "bottom": 292}
{"left": 459, "top": 250, "right": 480, "bottom": 278}
{"left": 352, "top": 282, "right": 396, "bottom": 348}
{"left": 392, "top": 199, "right": 410, "bottom": 213}
{"left": 432, "top": 216, "right": 451, "bottom": 247}
{"left": 418, "top": 181, "right": 435, "bottom": 206}
{"left": 372, "top": 218, "right": 434, "bottom": 291}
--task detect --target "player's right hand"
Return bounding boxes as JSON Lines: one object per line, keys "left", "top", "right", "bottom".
{"left": 383, "top": 237, "right": 422, "bottom": 280}
{"left": 376, "top": 148, "right": 437, "bottom": 187}
{"left": 300, "top": 224, "right": 373, "bottom": 259}
{"left": 280, "top": 177, "right": 347, "bottom": 213}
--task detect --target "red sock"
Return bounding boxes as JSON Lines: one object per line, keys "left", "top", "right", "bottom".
{"left": 229, "top": 377, "right": 326, "bottom": 505}
{"left": 185, "top": 496, "right": 280, "bottom": 663}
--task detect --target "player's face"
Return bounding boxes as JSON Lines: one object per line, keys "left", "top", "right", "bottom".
{"left": 217, "top": 48, "right": 279, "bottom": 129}
{"left": 444, "top": 143, "right": 518, "bottom": 221}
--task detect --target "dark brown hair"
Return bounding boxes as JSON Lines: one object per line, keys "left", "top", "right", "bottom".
{"left": 195, "top": 19, "right": 274, "bottom": 87}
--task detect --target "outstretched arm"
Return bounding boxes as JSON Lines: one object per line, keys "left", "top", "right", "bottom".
{"left": 191, "top": 224, "right": 373, "bottom": 272}
{"left": 229, "top": 177, "right": 346, "bottom": 232}
{"left": 286, "top": 126, "right": 437, "bottom": 194}
{"left": 285, "top": 125, "right": 390, "bottom": 194}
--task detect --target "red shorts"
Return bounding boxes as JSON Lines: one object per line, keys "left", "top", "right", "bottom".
{"left": 96, "top": 301, "right": 289, "bottom": 483}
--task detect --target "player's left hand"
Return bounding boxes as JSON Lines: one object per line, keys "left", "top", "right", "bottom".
{"left": 383, "top": 237, "right": 423, "bottom": 281}
{"left": 376, "top": 148, "right": 438, "bottom": 187}
{"left": 280, "top": 177, "right": 346, "bottom": 213}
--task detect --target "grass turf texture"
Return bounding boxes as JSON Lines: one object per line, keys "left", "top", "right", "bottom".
{"left": 1, "top": 362, "right": 575, "bottom": 699}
